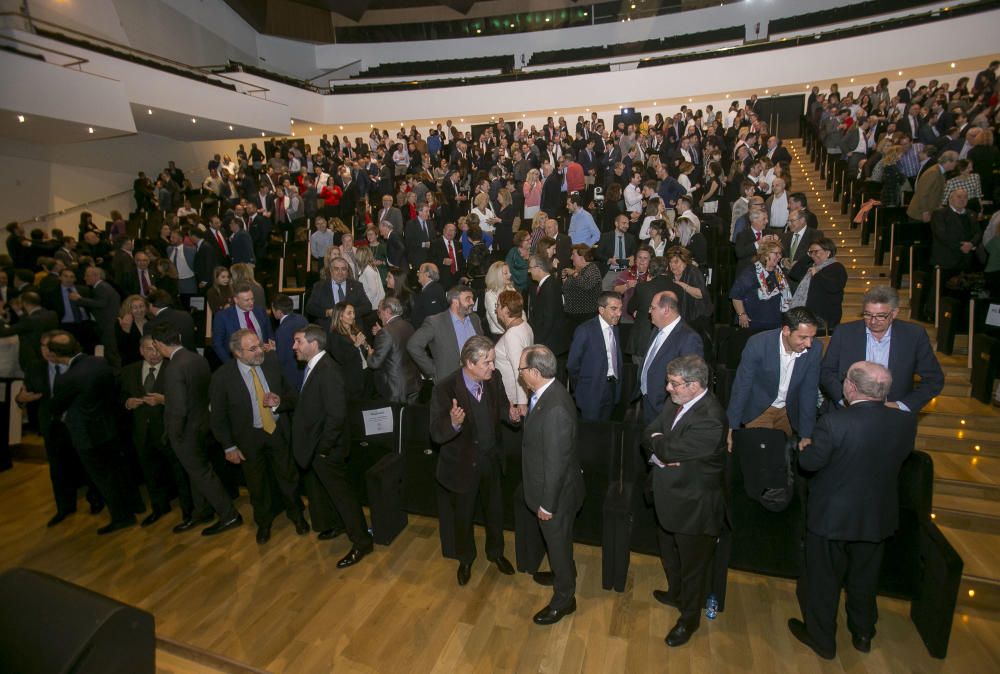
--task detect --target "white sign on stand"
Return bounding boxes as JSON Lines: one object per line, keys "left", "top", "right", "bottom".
{"left": 362, "top": 407, "right": 394, "bottom": 436}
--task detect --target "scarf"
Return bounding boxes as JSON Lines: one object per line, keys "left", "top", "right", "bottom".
{"left": 754, "top": 261, "right": 790, "bottom": 311}
{"left": 789, "top": 257, "right": 837, "bottom": 309}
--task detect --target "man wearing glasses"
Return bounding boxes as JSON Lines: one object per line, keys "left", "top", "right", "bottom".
{"left": 820, "top": 286, "right": 943, "bottom": 412}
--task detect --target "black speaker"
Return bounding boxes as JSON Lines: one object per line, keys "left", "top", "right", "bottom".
{"left": 0, "top": 568, "right": 155, "bottom": 674}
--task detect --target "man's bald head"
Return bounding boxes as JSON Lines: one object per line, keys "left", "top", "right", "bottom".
{"left": 845, "top": 361, "right": 893, "bottom": 403}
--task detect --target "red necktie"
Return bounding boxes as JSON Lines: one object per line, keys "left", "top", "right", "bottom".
{"left": 447, "top": 240, "right": 457, "bottom": 273}
{"left": 244, "top": 311, "right": 257, "bottom": 336}
{"left": 215, "top": 230, "right": 228, "bottom": 255}
{"left": 140, "top": 271, "right": 150, "bottom": 296}
{"left": 755, "top": 230, "right": 761, "bottom": 242}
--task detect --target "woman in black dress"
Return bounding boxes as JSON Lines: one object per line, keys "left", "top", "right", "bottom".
{"left": 788, "top": 236, "right": 848, "bottom": 333}
{"left": 327, "top": 302, "right": 373, "bottom": 400}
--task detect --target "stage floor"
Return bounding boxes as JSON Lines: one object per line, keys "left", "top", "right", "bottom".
{"left": 1, "top": 460, "right": 997, "bottom": 673}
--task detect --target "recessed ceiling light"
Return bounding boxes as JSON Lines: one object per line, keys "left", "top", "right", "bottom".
{"left": 725, "top": 94, "right": 730, "bottom": 98}
{"left": 688, "top": 98, "right": 692, "bottom": 102}
{"left": 521, "top": 114, "right": 525, "bottom": 117}
{"left": 950, "top": 62, "right": 956, "bottom": 68}
{"left": 476, "top": 29, "right": 481, "bottom": 34}
{"left": 545, "top": 17, "right": 550, "bottom": 22}
{"left": 16, "top": 115, "right": 24, "bottom": 123}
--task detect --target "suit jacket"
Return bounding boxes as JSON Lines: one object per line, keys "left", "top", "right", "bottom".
{"left": 147, "top": 307, "right": 195, "bottom": 351}
{"left": 22, "top": 360, "right": 56, "bottom": 439}
{"left": 305, "top": 277, "right": 372, "bottom": 330}
{"left": 567, "top": 317, "right": 623, "bottom": 411}
{"left": 820, "top": 319, "right": 944, "bottom": 412}
{"left": 119, "top": 268, "right": 158, "bottom": 300}
{"left": 275, "top": 313, "right": 309, "bottom": 390}
{"left": 211, "top": 304, "right": 273, "bottom": 362}
{"left": 119, "top": 359, "right": 168, "bottom": 450}
{"left": 38, "top": 273, "right": 62, "bottom": 314}
{"left": 411, "top": 281, "right": 447, "bottom": 328}
{"left": 193, "top": 240, "right": 223, "bottom": 288}
{"left": 551, "top": 233, "right": 573, "bottom": 272}
{"left": 639, "top": 319, "right": 704, "bottom": 421}
{"left": 74, "top": 281, "right": 120, "bottom": 340}
{"left": 540, "top": 172, "right": 563, "bottom": 216}
{"left": 527, "top": 275, "right": 569, "bottom": 355}
{"left": 229, "top": 229, "right": 255, "bottom": 265}
{"left": 897, "top": 114, "right": 922, "bottom": 139}
{"left": 800, "top": 400, "right": 917, "bottom": 542}
{"left": 248, "top": 214, "right": 272, "bottom": 261}
{"left": 521, "top": 380, "right": 584, "bottom": 516}
{"left": 643, "top": 392, "right": 728, "bottom": 535}
{"left": 428, "top": 236, "right": 467, "bottom": 289}
{"left": 384, "top": 230, "right": 407, "bottom": 270}
{"left": 404, "top": 218, "right": 436, "bottom": 268}
{"left": 430, "top": 368, "right": 508, "bottom": 494}
{"left": 291, "top": 353, "right": 348, "bottom": 468}
{"left": 376, "top": 206, "right": 404, "bottom": 234}
{"left": 626, "top": 275, "right": 683, "bottom": 356}
{"left": 162, "top": 347, "right": 211, "bottom": 443}
{"left": 368, "top": 316, "right": 419, "bottom": 404}
{"left": 766, "top": 145, "right": 793, "bottom": 166}
{"left": 780, "top": 227, "right": 824, "bottom": 283}
{"left": 930, "top": 206, "right": 980, "bottom": 270}
{"left": 50, "top": 354, "right": 118, "bottom": 451}
{"left": 906, "top": 166, "right": 945, "bottom": 222}
{"left": 0, "top": 307, "right": 58, "bottom": 371}
{"left": 596, "top": 231, "right": 638, "bottom": 273}
{"left": 210, "top": 353, "right": 296, "bottom": 451}
{"left": 407, "top": 309, "right": 483, "bottom": 382}
{"left": 727, "top": 328, "right": 822, "bottom": 439}
{"left": 733, "top": 228, "right": 764, "bottom": 274}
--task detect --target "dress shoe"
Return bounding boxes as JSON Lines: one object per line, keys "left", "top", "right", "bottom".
{"left": 97, "top": 518, "right": 137, "bottom": 536}
{"left": 89, "top": 501, "right": 105, "bottom": 515}
{"left": 317, "top": 528, "right": 344, "bottom": 540}
{"left": 256, "top": 525, "right": 272, "bottom": 545}
{"left": 172, "top": 513, "right": 214, "bottom": 534}
{"left": 201, "top": 513, "right": 244, "bottom": 536}
{"left": 665, "top": 619, "right": 698, "bottom": 647}
{"left": 851, "top": 633, "right": 872, "bottom": 653}
{"left": 787, "top": 618, "right": 835, "bottom": 660}
{"left": 652, "top": 590, "right": 681, "bottom": 609}
{"left": 532, "top": 571, "right": 554, "bottom": 586}
{"left": 47, "top": 510, "right": 75, "bottom": 528}
{"left": 489, "top": 556, "right": 515, "bottom": 576}
{"left": 294, "top": 518, "right": 310, "bottom": 535}
{"left": 336, "top": 542, "right": 374, "bottom": 569}
{"left": 457, "top": 562, "right": 472, "bottom": 586}
{"left": 141, "top": 510, "right": 169, "bottom": 528}
{"left": 532, "top": 600, "right": 576, "bottom": 625}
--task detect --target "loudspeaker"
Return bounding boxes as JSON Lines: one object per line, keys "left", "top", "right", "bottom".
{"left": 0, "top": 568, "right": 155, "bottom": 674}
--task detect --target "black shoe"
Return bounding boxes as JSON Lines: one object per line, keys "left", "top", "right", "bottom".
{"left": 201, "top": 513, "right": 244, "bottom": 536}
{"left": 532, "top": 571, "right": 554, "bottom": 586}
{"left": 532, "top": 600, "right": 576, "bottom": 625}
{"left": 294, "top": 518, "right": 310, "bottom": 535}
{"left": 317, "top": 528, "right": 344, "bottom": 541}
{"left": 47, "top": 510, "right": 75, "bottom": 527}
{"left": 652, "top": 590, "right": 681, "bottom": 609}
{"left": 336, "top": 542, "right": 374, "bottom": 569}
{"left": 665, "top": 619, "right": 698, "bottom": 647}
{"left": 256, "top": 525, "right": 272, "bottom": 545}
{"left": 89, "top": 501, "right": 105, "bottom": 515}
{"left": 457, "top": 562, "right": 472, "bottom": 586}
{"left": 851, "top": 633, "right": 872, "bottom": 653}
{"left": 787, "top": 618, "right": 835, "bottom": 660}
{"left": 489, "top": 556, "right": 515, "bottom": 576}
{"left": 97, "top": 518, "right": 136, "bottom": 535}
{"left": 141, "top": 509, "right": 169, "bottom": 528}
{"left": 172, "top": 513, "right": 214, "bottom": 534}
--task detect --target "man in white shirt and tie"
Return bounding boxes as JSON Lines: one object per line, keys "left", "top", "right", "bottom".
{"left": 567, "top": 291, "right": 624, "bottom": 421}
{"left": 637, "top": 291, "right": 704, "bottom": 424}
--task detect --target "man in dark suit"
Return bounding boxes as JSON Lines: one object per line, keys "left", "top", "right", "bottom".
{"left": 151, "top": 323, "right": 241, "bottom": 535}
{"left": 727, "top": 307, "right": 823, "bottom": 450}
{"left": 71, "top": 266, "right": 121, "bottom": 368}
{"left": 540, "top": 162, "right": 563, "bottom": 220}
{"left": 930, "top": 189, "right": 980, "bottom": 289}
{"left": 146, "top": 290, "right": 195, "bottom": 351}
{"left": 897, "top": 104, "right": 924, "bottom": 142}
{"left": 567, "top": 291, "right": 624, "bottom": 421}
{"left": 120, "top": 335, "right": 192, "bottom": 527}
{"left": 764, "top": 135, "right": 793, "bottom": 166}
{"left": 518, "top": 345, "right": 585, "bottom": 625}
{"left": 205, "top": 216, "right": 231, "bottom": 266}
{"left": 210, "top": 329, "right": 308, "bottom": 544}
{"left": 543, "top": 217, "right": 573, "bottom": 271}
{"left": 213, "top": 282, "right": 274, "bottom": 362}
{"left": 408, "top": 285, "right": 484, "bottom": 382}
{"left": 410, "top": 263, "right": 446, "bottom": 328}
{"left": 369, "top": 297, "right": 419, "bottom": 404}
{"left": 191, "top": 229, "right": 223, "bottom": 293}
{"left": 291, "top": 324, "right": 374, "bottom": 566}
{"left": 820, "top": 286, "right": 943, "bottom": 413}
{"left": 246, "top": 203, "right": 272, "bottom": 263}
{"left": 789, "top": 362, "right": 918, "bottom": 660}
{"left": 0, "top": 291, "right": 58, "bottom": 372}
{"left": 780, "top": 211, "right": 824, "bottom": 287}
{"left": 305, "top": 256, "right": 373, "bottom": 331}
{"left": 643, "top": 354, "right": 728, "bottom": 647}
{"left": 379, "top": 220, "right": 407, "bottom": 271}
{"left": 404, "top": 205, "right": 436, "bottom": 270}
{"left": 596, "top": 215, "right": 638, "bottom": 276}
{"left": 48, "top": 332, "right": 139, "bottom": 534}
{"left": 118, "top": 250, "right": 158, "bottom": 299}
{"left": 430, "top": 336, "right": 517, "bottom": 585}
{"left": 733, "top": 210, "right": 774, "bottom": 274}
{"left": 428, "top": 222, "right": 467, "bottom": 290}
{"left": 271, "top": 294, "right": 308, "bottom": 391}
{"left": 527, "top": 256, "right": 569, "bottom": 357}
{"left": 625, "top": 257, "right": 682, "bottom": 359}
{"left": 228, "top": 218, "right": 255, "bottom": 265}
{"left": 376, "top": 194, "right": 404, "bottom": 235}
{"left": 637, "top": 291, "right": 704, "bottom": 424}
{"left": 442, "top": 171, "right": 467, "bottom": 223}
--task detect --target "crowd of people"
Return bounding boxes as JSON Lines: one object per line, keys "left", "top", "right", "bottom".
{"left": 3, "top": 63, "right": 996, "bottom": 656}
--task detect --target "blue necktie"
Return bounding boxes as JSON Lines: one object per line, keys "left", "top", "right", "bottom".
{"left": 641, "top": 330, "right": 667, "bottom": 396}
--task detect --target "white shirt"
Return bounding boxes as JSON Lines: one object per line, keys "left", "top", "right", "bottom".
{"left": 529, "top": 378, "right": 555, "bottom": 412}
{"left": 598, "top": 315, "right": 617, "bottom": 377}
{"left": 852, "top": 130, "right": 868, "bottom": 155}
{"left": 771, "top": 331, "right": 805, "bottom": 408}
{"left": 770, "top": 192, "right": 789, "bottom": 231}
{"left": 672, "top": 388, "right": 709, "bottom": 430}
{"left": 170, "top": 245, "right": 195, "bottom": 280}
{"left": 624, "top": 183, "right": 644, "bottom": 213}
{"left": 640, "top": 315, "right": 681, "bottom": 395}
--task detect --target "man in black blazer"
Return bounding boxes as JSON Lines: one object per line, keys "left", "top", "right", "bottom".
{"left": 543, "top": 218, "right": 573, "bottom": 271}
{"left": 71, "top": 266, "right": 121, "bottom": 368}
{"left": 404, "top": 205, "right": 436, "bottom": 270}
{"left": 291, "top": 324, "right": 374, "bottom": 567}
{"left": 118, "top": 250, "right": 158, "bottom": 299}
{"left": 368, "top": 297, "right": 419, "bottom": 404}
{"left": 789, "top": 362, "right": 918, "bottom": 660}
{"left": 146, "top": 291, "right": 196, "bottom": 351}
{"left": 625, "top": 257, "right": 682, "bottom": 359}
{"left": 596, "top": 215, "right": 638, "bottom": 276}
{"left": 567, "top": 291, "right": 624, "bottom": 421}
{"left": 305, "top": 256, "right": 373, "bottom": 331}
{"left": 764, "top": 135, "right": 793, "bottom": 166}
{"left": 0, "top": 291, "right": 58, "bottom": 372}
{"left": 410, "top": 263, "right": 447, "bottom": 328}
{"left": 428, "top": 222, "right": 467, "bottom": 290}
{"left": 733, "top": 210, "right": 774, "bottom": 275}
{"left": 519, "top": 345, "right": 584, "bottom": 625}
{"left": 930, "top": 189, "right": 980, "bottom": 286}
{"left": 228, "top": 218, "right": 255, "bottom": 265}
{"left": 540, "top": 162, "right": 564, "bottom": 219}
{"left": 48, "top": 332, "right": 139, "bottom": 534}
{"left": 780, "top": 212, "right": 824, "bottom": 287}
{"left": 210, "top": 329, "right": 308, "bottom": 544}
{"left": 430, "top": 336, "right": 517, "bottom": 585}
{"left": 820, "top": 286, "right": 943, "bottom": 413}
{"left": 191, "top": 229, "right": 223, "bottom": 292}
{"left": 151, "top": 322, "right": 242, "bottom": 536}
{"left": 378, "top": 220, "right": 407, "bottom": 271}
{"left": 120, "top": 335, "right": 191, "bottom": 527}
{"left": 643, "top": 355, "right": 728, "bottom": 647}
{"left": 527, "top": 256, "right": 569, "bottom": 357}
{"left": 637, "top": 291, "right": 704, "bottom": 424}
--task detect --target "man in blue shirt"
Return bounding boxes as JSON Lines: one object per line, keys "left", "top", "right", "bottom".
{"left": 567, "top": 193, "right": 599, "bottom": 246}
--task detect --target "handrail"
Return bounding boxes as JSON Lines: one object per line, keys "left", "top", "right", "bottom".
{"left": 0, "top": 33, "right": 87, "bottom": 69}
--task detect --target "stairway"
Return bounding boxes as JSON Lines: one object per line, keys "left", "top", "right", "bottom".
{"left": 788, "top": 140, "right": 999, "bottom": 613}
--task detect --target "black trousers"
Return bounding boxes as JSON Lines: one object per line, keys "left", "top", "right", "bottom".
{"left": 577, "top": 378, "right": 617, "bottom": 422}
{"left": 657, "top": 527, "right": 717, "bottom": 626}
{"left": 169, "top": 428, "right": 237, "bottom": 521}
{"left": 240, "top": 427, "right": 304, "bottom": 528}
{"left": 45, "top": 422, "right": 100, "bottom": 515}
{"left": 304, "top": 451, "right": 371, "bottom": 547}
{"left": 442, "top": 453, "right": 504, "bottom": 565}
{"left": 134, "top": 430, "right": 192, "bottom": 516}
{"left": 75, "top": 438, "right": 141, "bottom": 524}
{"left": 538, "top": 505, "right": 578, "bottom": 610}
{"left": 797, "top": 531, "right": 885, "bottom": 654}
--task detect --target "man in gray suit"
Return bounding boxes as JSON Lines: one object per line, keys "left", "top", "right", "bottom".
{"left": 407, "top": 285, "right": 483, "bottom": 382}
{"left": 70, "top": 266, "right": 121, "bottom": 368}
{"left": 518, "top": 345, "right": 585, "bottom": 625}
{"left": 369, "top": 297, "right": 419, "bottom": 404}
{"left": 375, "top": 194, "right": 404, "bottom": 235}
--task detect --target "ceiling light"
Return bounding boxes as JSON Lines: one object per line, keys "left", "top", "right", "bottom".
{"left": 521, "top": 114, "right": 525, "bottom": 117}
{"left": 88, "top": 127, "right": 94, "bottom": 134}
{"left": 16, "top": 115, "right": 24, "bottom": 123}
{"left": 950, "top": 62, "right": 956, "bottom": 68}
{"left": 510, "top": 23, "right": 514, "bottom": 28}
{"left": 583, "top": 11, "right": 588, "bottom": 16}
{"left": 725, "top": 94, "right": 730, "bottom": 98}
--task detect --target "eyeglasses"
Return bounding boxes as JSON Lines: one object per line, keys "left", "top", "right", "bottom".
{"left": 862, "top": 312, "right": 893, "bottom": 321}
{"left": 806, "top": 248, "right": 823, "bottom": 255}
{"left": 517, "top": 366, "right": 533, "bottom": 372}
{"left": 667, "top": 379, "right": 693, "bottom": 388}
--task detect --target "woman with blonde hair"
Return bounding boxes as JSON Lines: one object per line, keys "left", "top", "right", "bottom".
{"left": 483, "top": 261, "right": 514, "bottom": 337}
{"left": 470, "top": 191, "right": 500, "bottom": 234}
{"left": 230, "top": 262, "right": 266, "bottom": 309}
{"left": 115, "top": 294, "right": 150, "bottom": 366}
{"left": 528, "top": 210, "right": 548, "bottom": 252}
{"left": 354, "top": 246, "right": 385, "bottom": 309}
{"left": 522, "top": 168, "right": 542, "bottom": 220}
{"left": 728, "top": 239, "right": 788, "bottom": 331}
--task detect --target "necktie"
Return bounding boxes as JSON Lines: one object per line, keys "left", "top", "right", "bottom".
{"left": 244, "top": 311, "right": 257, "bottom": 336}
{"left": 144, "top": 366, "right": 157, "bottom": 394}
{"left": 790, "top": 231, "right": 801, "bottom": 259}
{"left": 640, "top": 330, "right": 667, "bottom": 395}
{"left": 447, "top": 240, "right": 457, "bottom": 273}
{"left": 755, "top": 230, "right": 761, "bottom": 242}
{"left": 421, "top": 220, "right": 428, "bottom": 238}
{"left": 215, "top": 230, "right": 228, "bottom": 254}
{"left": 528, "top": 394, "right": 537, "bottom": 413}
{"left": 336, "top": 283, "right": 344, "bottom": 303}
{"left": 250, "top": 368, "right": 276, "bottom": 434}
{"left": 616, "top": 234, "right": 624, "bottom": 261}
{"left": 140, "top": 271, "right": 150, "bottom": 296}
{"left": 301, "top": 364, "right": 311, "bottom": 391}
{"left": 608, "top": 327, "right": 618, "bottom": 378}
{"left": 473, "top": 382, "right": 482, "bottom": 402}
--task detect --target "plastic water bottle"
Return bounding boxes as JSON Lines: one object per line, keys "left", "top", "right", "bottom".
{"left": 705, "top": 594, "right": 719, "bottom": 620}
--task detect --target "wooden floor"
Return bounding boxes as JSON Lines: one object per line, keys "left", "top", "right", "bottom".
{"left": 1, "top": 461, "right": 997, "bottom": 674}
